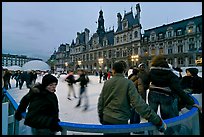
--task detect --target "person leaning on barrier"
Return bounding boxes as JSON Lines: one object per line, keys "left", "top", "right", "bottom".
{"left": 97, "top": 61, "right": 167, "bottom": 135}
{"left": 14, "top": 74, "right": 62, "bottom": 135}
{"left": 146, "top": 55, "right": 202, "bottom": 135}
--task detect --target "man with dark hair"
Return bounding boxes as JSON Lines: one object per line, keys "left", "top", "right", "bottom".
{"left": 98, "top": 61, "right": 167, "bottom": 135}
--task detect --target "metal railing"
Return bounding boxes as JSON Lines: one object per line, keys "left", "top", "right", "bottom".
{"left": 2, "top": 88, "right": 200, "bottom": 135}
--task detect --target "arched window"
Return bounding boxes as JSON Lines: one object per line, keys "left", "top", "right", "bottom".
{"left": 123, "top": 34, "right": 127, "bottom": 41}
{"left": 134, "top": 31, "right": 138, "bottom": 38}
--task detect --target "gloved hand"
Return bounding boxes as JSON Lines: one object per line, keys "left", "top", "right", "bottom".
{"left": 193, "top": 104, "right": 202, "bottom": 114}
{"left": 14, "top": 111, "right": 22, "bottom": 121}
{"left": 156, "top": 119, "right": 167, "bottom": 132}
{"left": 50, "top": 118, "right": 63, "bottom": 132}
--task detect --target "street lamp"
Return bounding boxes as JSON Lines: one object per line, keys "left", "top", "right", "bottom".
{"left": 78, "top": 60, "right": 82, "bottom": 66}
{"left": 98, "top": 58, "right": 103, "bottom": 70}
{"left": 65, "top": 62, "right": 68, "bottom": 72}
{"left": 131, "top": 55, "right": 139, "bottom": 67}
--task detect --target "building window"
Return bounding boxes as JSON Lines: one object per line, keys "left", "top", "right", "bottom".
{"left": 189, "top": 44, "right": 195, "bottom": 51}
{"left": 129, "top": 34, "right": 132, "bottom": 40}
{"left": 178, "top": 45, "right": 183, "bottom": 53}
{"left": 188, "top": 26, "right": 193, "bottom": 33}
{"left": 159, "top": 48, "right": 163, "bottom": 55}
{"left": 189, "top": 56, "right": 194, "bottom": 64}
{"left": 134, "top": 31, "right": 138, "bottom": 38}
{"left": 144, "top": 37, "right": 148, "bottom": 42}
{"left": 151, "top": 36, "right": 155, "bottom": 41}
{"left": 151, "top": 49, "right": 156, "bottom": 55}
{"left": 108, "top": 50, "right": 112, "bottom": 58}
{"left": 158, "top": 33, "right": 163, "bottom": 39}
{"left": 178, "top": 57, "right": 184, "bottom": 65}
{"left": 116, "top": 37, "right": 119, "bottom": 43}
{"left": 168, "top": 48, "right": 173, "bottom": 54}
{"left": 189, "top": 38, "right": 194, "bottom": 42}
{"left": 167, "top": 31, "right": 172, "bottom": 37}
{"left": 167, "top": 58, "right": 173, "bottom": 64}
{"left": 178, "top": 40, "right": 182, "bottom": 43}
{"left": 123, "top": 35, "right": 127, "bottom": 41}
{"left": 177, "top": 29, "right": 182, "bottom": 36}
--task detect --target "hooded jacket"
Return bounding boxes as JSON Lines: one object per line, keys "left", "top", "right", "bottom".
{"left": 148, "top": 67, "right": 195, "bottom": 106}
{"left": 16, "top": 84, "right": 60, "bottom": 129}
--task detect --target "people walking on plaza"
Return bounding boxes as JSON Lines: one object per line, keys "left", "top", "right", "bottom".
{"left": 12, "top": 70, "right": 21, "bottom": 88}
{"left": 75, "top": 69, "right": 89, "bottom": 111}
{"left": 99, "top": 70, "right": 103, "bottom": 83}
{"left": 65, "top": 70, "right": 77, "bottom": 100}
{"left": 19, "top": 71, "right": 29, "bottom": 90}
{"left": 3, "top": 69, "right": 12, "bottom": 90}
{"left": 14, "top": 74, "right": 62, "bottom": 135}
{"left": 146, "top": 55, "right": 202, "bottom": 135}
{"left": 98, "top": 61, "right": 167, "bottom": 135}
{"left": 31, "top": 70, "right": 38, "bottom": 85}
{"left": 107, "top": 71, "right": 111, "bottom": 79}
{"left": 103, "top": 71, "right": 108, "bottom": 81}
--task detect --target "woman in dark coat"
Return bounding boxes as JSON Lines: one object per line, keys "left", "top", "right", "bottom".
{"left": 15, "top": 74, "right": 62, "bottom": 135}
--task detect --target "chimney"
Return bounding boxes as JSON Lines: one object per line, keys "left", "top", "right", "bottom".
{"left": 84, "top": 28, "right": 90, "bottom": 45}
{"left": 117, "top": 13, "right": 122, "bottom": 28}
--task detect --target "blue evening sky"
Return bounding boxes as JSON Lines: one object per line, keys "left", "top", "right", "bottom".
{"left": 2, "top": 2, "right": 202, "bottom": 61}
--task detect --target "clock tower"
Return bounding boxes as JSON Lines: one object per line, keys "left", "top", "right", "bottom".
{"left": 97, "top": 10, "right": 105, "bottom": 37}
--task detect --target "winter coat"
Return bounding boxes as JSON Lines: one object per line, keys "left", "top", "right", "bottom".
{"left": 137, "top": 70, "right": 149, "bottom": 92}
{"left": 15, "top": 84, "right": 60, "bottom": 129}
{"left": 75, "top": 74, "right": 89, "bottom": 88}
{"left": 65, "top": 74, "right": 75, "bottom": 85}
{"left": 180, "top": 75, "right": 202, "bottom": 94}
{"left": 98, "top": 73, "right": 161, "bottom": 125}
{"left": 148, "top": 67, "right": 195, "bottom": 107}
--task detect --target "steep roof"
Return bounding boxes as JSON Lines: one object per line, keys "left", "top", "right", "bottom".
{"left": 104, "top": 30, "right": 114, "bottom": 45}
{"left": 116, "top": 11, "right": 139, "bottom": 32}
{"left": 143, "top": 15, "right": 202, "bottom": 37}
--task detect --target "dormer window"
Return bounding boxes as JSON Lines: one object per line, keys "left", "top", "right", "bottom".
{"left": 158, "top": 33, "right": 163, "bottom": 39}
{"left": 123, "top": 20, "right": 128, "bottom": 29}
{"left": 177, "top": 29, "right": 182, "bottom": 36}
{"left": 188, "top": 26, "right": 193, "bottom": 33}
{"left": 167, "top": 31, "right": 172, "bottom": 37}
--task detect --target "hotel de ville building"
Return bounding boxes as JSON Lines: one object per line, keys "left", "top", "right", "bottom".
{"left": 47, "top": 4, "right": 202, "bottom": 73}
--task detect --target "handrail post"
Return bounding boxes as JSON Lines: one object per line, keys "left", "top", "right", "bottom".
{"left": 191, "top": 110, "right": 200, "bottom": 135}
{"left": 2, "top": 102, "right": 9, "bottom": 135}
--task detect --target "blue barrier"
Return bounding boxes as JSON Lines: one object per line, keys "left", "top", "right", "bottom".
{"left": 2, "top": 89, "right": 200, "bottom": 135}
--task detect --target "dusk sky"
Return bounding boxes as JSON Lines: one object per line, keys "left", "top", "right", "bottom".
{"left": 2, "top": 2, "right": 202, "bottom": 61}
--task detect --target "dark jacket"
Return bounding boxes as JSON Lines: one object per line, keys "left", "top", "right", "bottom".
{"left": 75, "top": 74, "right": 88, "bottom": 88}
{"left": 148, "top": 67, "right": 195, "bottom": 107}
{"left": 180, "top": 75, "right": 202, "bottom": 94}
{"left": 15, "top": 84, "right": 60, "bottom": 129}
{"left": 98, "top": 73, "right": 161, "bottom": 125}
{"left": 65, "top": 74, "right": 75, "bottom": 85}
